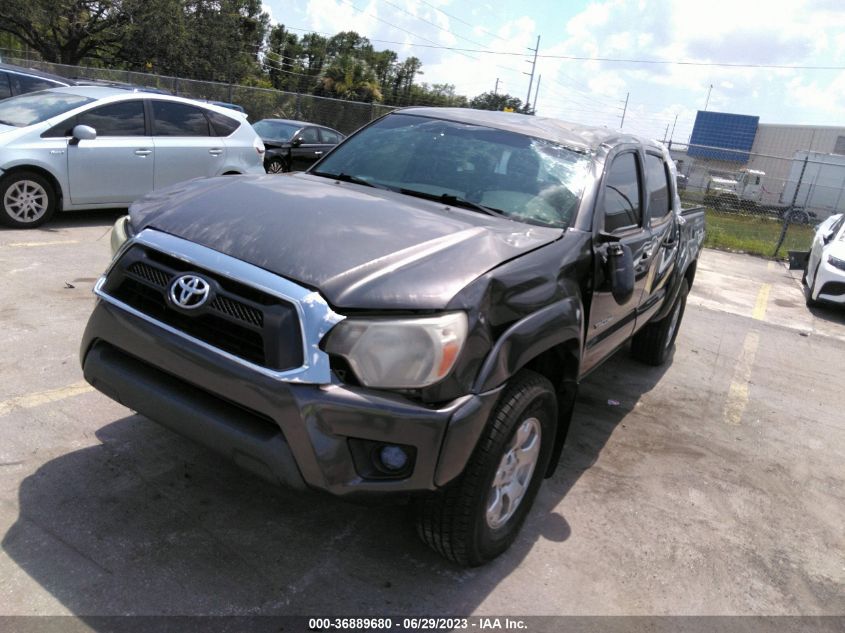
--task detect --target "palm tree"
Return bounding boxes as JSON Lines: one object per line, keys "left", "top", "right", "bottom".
{"left": 317, "top": 55, "right": 382, "bottom": 103}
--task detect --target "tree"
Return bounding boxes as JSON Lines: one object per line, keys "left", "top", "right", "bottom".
{"left": 182, "top": 0, "right": 269, "bottom": 83}
{"left": 117, "top": 0, "right": 188, "bottom": 74}
{"left": 384, "top": 56, "right": 422, "bottom": 105}
{"left": 297, "top": 32, "right": 328, "bottom": 93}
{"left": 469, "top": 91, "right": 530, "bottom": 113}
{"left": 408, "top": 83, "right": 467, "bottom": 107}
{"left": 265, "top": 24, "right": 301, "bottom": 91}
{"left": 0, "top": 0, "right": 136, "bottom": 65}
{"left": 316, "top": 55, "right": 381, "bottom": 102}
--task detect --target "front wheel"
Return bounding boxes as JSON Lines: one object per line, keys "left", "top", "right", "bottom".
{"left": 265, "top": 157, "right": 288, "bottom": 174}
{"left": 804, "top": 263, "right": 820, "bottom": 307}
{"left": 415, "top": 370, "right": 557, "bottom": 566}
{"left": 631, "top": 279, "right": 689, "bottom": 366}
{"left": 0, "top": 171, "right": 57, "bottom": 228}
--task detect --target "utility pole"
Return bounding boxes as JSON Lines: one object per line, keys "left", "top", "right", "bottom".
{"left": 494, "top": 78, "right": 499, "bottom": 95}
{"left": 704, "top": 84, "right": 713, "bottom": 111}
{"left": 524, "top": 35, "right": 540, "bottom": 111}
{"left": 532, "top": 75, "right": 541, "bottom": 114}
{"left": 620, "top": 92, "right": 629, "bottom": 129}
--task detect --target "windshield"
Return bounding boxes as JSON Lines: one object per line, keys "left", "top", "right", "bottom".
{"left": 312, "top": 113, "right": 590, "bottom": 228}
{"left": 253, "top": 120, "right": 301, "bottom": 141}
{"left": 0, "top": 91, "right": 94, "bottom": 128}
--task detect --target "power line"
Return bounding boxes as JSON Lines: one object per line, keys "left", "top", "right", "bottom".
{"left": 414, "top": 0, "right": 510, "bottom": 44}
{"left": 264, "top": 28, "right": 845, "bottom": 70}
{"left": 380, "top": 0, "right": 490, "bottom": 50}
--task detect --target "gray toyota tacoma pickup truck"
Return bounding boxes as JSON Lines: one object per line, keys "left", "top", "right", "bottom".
{"left": 81, "top": 108, "right": 704, "bottom": 566}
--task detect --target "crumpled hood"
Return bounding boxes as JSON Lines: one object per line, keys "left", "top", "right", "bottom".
{"left": 129, "top": 173, "right": 563, "bottom": 309}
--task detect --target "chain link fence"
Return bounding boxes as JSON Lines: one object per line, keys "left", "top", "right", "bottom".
{"left": 2, "top": 56, "right": 395, "bottom": 135}
{"left": 669, "top": 141, "right": 845, "bottom": 258}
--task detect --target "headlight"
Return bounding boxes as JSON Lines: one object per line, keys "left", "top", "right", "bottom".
{"left": 110, "top": 215, "right": 133, "bottom": 257}
{"left": 325, "top": 312, "right": 468, "bottom": 389}
{"left": 828, "top": 254, "right": 845, "bottom": 271}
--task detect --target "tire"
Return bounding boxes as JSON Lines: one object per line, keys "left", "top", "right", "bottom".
{"left": 265, "top": 157, "right": 288, "bottom": 174}
{"left": 0, "top": 171, "right": 57, "bottom": 228}
{"left": 804, "top": 263, "right": 819, "bottom": 307}
{"left": 415, "top": 370, "right": 557, "bottom": 566}
{"left": 631, "top": 279, "right": 689, "bottom": 366}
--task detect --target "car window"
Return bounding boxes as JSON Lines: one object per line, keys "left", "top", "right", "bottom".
{"left": 77, "top": 100, "right": 146, "bottom": 136}
{"left": 206, "top": 110, "right": 240, "bottom": 136}
{"left": 152, "top": 101, "right": 210, "bottom": 136}
{"left": 0, "top": 73, "right": 11, "bottom": 100}
{"left": 253, "top": 120, "right": 300, "bottom": 141}
{"left": 0, "top": 92, "right": 94, "bottom": 128}
{"left": 312, "top": 113, "right": 590, "bottom": 229}
{"left": 320, "top": 129, "right": 341, "bottom": 144}
{"left": 299, "top": 127, "right": 320, "bottom": 143}
{"left": 644, "top": 153, "right": 671, "bottom": 225}
{"left": 12, "top": 74, "right": 63, "bottom": 95}
{"left": 602, "top": 152, "right": 642, "bottom": 233}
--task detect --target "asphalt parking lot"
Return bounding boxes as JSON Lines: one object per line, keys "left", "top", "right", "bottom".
{"left": 0, "top": 214, "right": 843, "bottom": 618}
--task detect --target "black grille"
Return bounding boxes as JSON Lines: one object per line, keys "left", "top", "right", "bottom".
{"left": 209, "top": 295, "right": 263, "bottom": 327}
{"left": 104, "top": 245, "right": 303, "bottom": 370}
{"left": 128, "top": 261, "right": 170, "bottom": 288}
{"left": 819, "top": 281, "right": 845, "bottom": 296}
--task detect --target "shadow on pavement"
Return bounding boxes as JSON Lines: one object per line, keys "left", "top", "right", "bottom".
{"left": 2, "top": 348, "right": 670, "bottom": 617}
{"left": 0, "top": 209, "right": 125, "bottom": 233}
{"left": 808, "top": 303, "right": 845, "bottom": 327}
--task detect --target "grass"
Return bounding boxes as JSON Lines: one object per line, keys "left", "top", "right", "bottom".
{"left": 699, "top": 208, "right": 814, "bottom": 259}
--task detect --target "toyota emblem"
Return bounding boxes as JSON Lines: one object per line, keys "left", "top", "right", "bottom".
{"left": 169, "top": 274, "right": 211, "bottom": 309}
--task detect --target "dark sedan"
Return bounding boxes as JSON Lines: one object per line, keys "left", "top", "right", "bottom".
{"left": 252, "top": 118, "right": 344, "bottom": 173}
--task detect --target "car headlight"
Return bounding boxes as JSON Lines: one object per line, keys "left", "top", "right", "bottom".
{"left": 325, "top": 312, "right": 468, "bottom": 389}
{"left": 828, "top": 254, "right": 845, "bottom": 271}
{"left": 110, "top": 215, "right": 134, "bottom": 257}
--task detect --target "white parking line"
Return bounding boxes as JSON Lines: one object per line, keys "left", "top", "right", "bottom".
{"left": 0, "top": 381, "right": 93, "bottom": 417}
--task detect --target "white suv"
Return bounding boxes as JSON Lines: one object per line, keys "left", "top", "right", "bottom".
{"left": 0, "top": 86, "right": 265, "bottom": 228}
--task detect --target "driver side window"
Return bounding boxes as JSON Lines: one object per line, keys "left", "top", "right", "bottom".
{"left": 602, "top": 152, "right": 642, "bottom": 233}
{"left": 299, "top": 127, "right": 320, "bottom": 143}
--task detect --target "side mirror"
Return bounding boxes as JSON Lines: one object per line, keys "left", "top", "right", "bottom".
{"left": 70, "top": 124, "right": 96, "bottom": 145}
{"left": 607, "top": 242, "right": 635, "bottom": 304}
{"left": 291, "top": 137, "right": 302, "bottom": 148}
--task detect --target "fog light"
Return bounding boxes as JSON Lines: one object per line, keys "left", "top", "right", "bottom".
{"left": 379, "top": 445, "right": 409, "bottom": 471}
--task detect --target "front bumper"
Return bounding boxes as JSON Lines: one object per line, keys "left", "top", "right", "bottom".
{"left": 812, "top": 258, "right": 845, "bottom": 305}
{"left": 81, "top": 300, "right": 500, "bottom": 496}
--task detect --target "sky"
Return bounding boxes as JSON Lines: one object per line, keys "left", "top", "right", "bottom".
{"left": 263, "top": 0, "right": 845, "bottom": 144}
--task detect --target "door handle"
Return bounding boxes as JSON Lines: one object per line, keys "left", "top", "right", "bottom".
{"left": 134, "top": 149, "right": 152, "bottom": 156}
{"left": 641, "top": 246, "right": 654, "bottom": 260}
{"left": 209, "top": 148, "right": 223, "bottom": 156}
{"left": 314, "top": 151, "right": 323, "bottom": 156}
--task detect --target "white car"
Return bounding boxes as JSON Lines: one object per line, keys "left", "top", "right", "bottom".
{"left": 0, "top": 86, "right": 265, "bottom": 228}
{"left": 804, "top": 213, "right": 845, "bottom": 307}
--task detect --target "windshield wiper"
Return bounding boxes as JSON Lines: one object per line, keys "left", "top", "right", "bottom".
{"left": 399, "top": 189, "right": 507, "bottom": 218}
{"left": 311, "top": 171, "right": 393, "bottom": 191}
